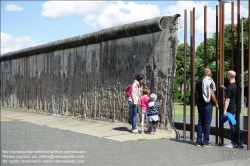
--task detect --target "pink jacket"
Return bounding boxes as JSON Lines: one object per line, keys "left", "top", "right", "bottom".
{"left": 139, "top": 95, "right": 150, "bottom": 111}
{"left": 128, "top": 80, "right": 142, "bottom": 105}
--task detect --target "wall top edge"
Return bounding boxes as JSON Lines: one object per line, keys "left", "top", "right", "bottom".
{"left": 0, "top": 14, "right": 180, "bottom": 62}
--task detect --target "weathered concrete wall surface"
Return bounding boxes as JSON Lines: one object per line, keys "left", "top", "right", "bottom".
{"left": 0, "top": 15, "right": 179, "bottom": 130}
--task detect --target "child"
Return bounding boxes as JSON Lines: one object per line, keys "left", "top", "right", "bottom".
{"left": 147, "top": 93, "right": 162, "bottom": 135}
{"left": 139, "top": 87, "right": 150, "bottom": 134}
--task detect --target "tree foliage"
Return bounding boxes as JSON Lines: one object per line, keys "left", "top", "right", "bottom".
{"left": 174, "top": 18, "right": 249, "bottom": 101}
{"left": 175, "top": 43, "right": 191, "bottom": 86}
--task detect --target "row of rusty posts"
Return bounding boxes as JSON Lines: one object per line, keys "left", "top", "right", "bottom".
{"left": 182, "top": 0, "right": 250, "bottom": 150}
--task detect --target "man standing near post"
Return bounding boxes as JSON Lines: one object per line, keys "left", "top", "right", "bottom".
{"left": 221, "top": 70, "right": 244, "bottom": 148}
{"left": 195, "top": 68, "right": 219, "bottom": 147}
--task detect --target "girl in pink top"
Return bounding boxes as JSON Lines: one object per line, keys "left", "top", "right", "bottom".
{"left": 139, "top": 87, "right": 150, "bottom": 133}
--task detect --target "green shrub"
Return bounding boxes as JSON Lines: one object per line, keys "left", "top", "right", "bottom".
{"left": 173, "top": 90, "right": 182, "bottom": 102}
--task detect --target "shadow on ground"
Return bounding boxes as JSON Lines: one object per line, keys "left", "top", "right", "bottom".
{"left": 169, "top": 138, "right": 197, "bottom": 146}
{"left": 113, "top": 127, "right": 130, "bottom": 132}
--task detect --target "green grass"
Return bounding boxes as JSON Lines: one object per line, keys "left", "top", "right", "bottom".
{"left": 173, "top": 103, "right": 249, "bottom": 119}
{"left": 137, "top": 138, "right": 147, "bottom": 141}
{"left": 12, "top": 118, "right": 19, "bottom": 121}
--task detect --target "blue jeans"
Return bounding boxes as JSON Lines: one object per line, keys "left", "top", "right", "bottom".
{"left": 227, "top": 110, "right": 243, "bottom": 144}
{"left": 128, "top": 101, "right": 138, "bottom": 130}
{"left": 196, "top": 103, "right": 213, "bottom": 145}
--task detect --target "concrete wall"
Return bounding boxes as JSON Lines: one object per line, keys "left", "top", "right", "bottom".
{"left": 0, "top": 15, "right": 179, "bottom": 129}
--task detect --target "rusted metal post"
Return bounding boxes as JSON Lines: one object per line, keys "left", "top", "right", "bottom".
{"left": 190, "top": 10, "right": 195, "bottom": 141}
{"left": 183, "top": 9, "right": 187, "bottom": 140}
{"left": 248, "top": 0, "right": 250, "bottom": 151}
{"left": 236, "top": 0, "right": 241, "bottom": 148}
{"left": 218, "top": 0, "right": 222, "bottom": 146}
{"left": 190, "top": 10, "right": 193, "bottom": 140}
{"left": 218, "top": 0, "right": 224, "bottom": 146}
{"left": 231, "top": 2, "right": 235, "bottom": 70}
{"left": 204, "top": 5, "right": 207, "bottom": 67}
{"left": 222, "top": 3, "right": 225, "bottom": 80}
{"left": 190, "top": 8, "right": 196, "bottom": 142}
{"left": 221, "top": 1, "right": 225, "bottom": 146}
{"left": 241, "top": 18, "right": 245, "bottom": 110}
{"left": 215, "top": 5, "right": 219, "bottom": 145}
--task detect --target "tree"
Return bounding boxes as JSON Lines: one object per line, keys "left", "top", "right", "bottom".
{"left": 175, "top": 18, "right": 249, "bottom": 101}
{"left": 173, "top": 43, "right": 191, "bottom": 102}
{"left": 195, "top": 19, "right": 249, "bottom": 88}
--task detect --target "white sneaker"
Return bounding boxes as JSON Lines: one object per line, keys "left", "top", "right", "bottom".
{"left": 132, "top": 129, "right": 138, "bottom": 133}
{"left": 225, "top": 143, "right": 237, "bottom": 148}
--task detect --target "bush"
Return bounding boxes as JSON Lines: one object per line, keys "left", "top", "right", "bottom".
{"left": 173, "top": 90, "right": 182, "bottom": 102}
{"left": 182, "top": 90, "right": 190, "bottom": 105}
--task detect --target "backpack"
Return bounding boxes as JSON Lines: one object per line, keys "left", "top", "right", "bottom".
{"left": 125, "top": 85, "right": 132, "bottom": 98}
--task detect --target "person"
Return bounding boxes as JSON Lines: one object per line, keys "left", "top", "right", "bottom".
{"left": 139, "top": 87, "right": 150, "bottom": 134}
{"left": 244, "top": 96, "right": 247, "bottom": 108}
{"left": 128, "top": 74, "right": 145, "bottom": 133}
{"left": 195, "top": 68, "right": 219, "bottom": 147}
{"left": 146, "top": 93, "right": 162, "bottom": 135}
{"left": 221, "top": 70, "right": 244, "bottom": 148}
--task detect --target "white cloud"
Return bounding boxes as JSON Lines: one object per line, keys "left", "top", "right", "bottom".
{"left": 41, "top": 1, "right": 160, "bottom": 29}
{"left": 164, "top": 1, "right": 210, "bottom": 34}
{"left": 1, "top": 32, "right": 39, "bottom": 55}
{"left": 41, "top": 1, "right": 108, "bottom": 19}
{"left": 91, "top": 1, "right": 160, "bottom": 29}
{"left": 5, "top": 3, "right": 23, "bottom": 12}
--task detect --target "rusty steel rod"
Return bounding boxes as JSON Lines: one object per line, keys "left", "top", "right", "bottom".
{"left": 218, "top": 0, "right": 224, "bottom": 146}
{"left": 215, "top": 5, "right": 219, "bottom": 145}
{"left": 236, "top": 0, "right": 241, "bottom": 148}
{"left": 204, "top": 5, "right": 207, "bottom": 67}
{"left": 219, "top": 0, "right": 222, "bottom": 146}
{"left": 231, "top": 2, "right": 235, "bottom": 70}
{"left": 222, "top": 1, "right": 225, "bottom": 146}
{"left": 190, "top": 7, "right": 196, "bottom": 142}
{"left": 183, "top": 9, "right": 187, "bottom": 140}
{"left": 222, "top": 3, "right": 225, "bottom": 82}
{"left": 190, "top": 10, "right": 193, "bottom": 141}
{"left": 247, "top": 0, "right": 250, "bottom": 151}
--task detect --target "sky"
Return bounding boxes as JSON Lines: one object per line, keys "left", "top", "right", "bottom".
{"left": 1, "top": 0, "right": 249, "bottom": 55}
